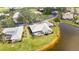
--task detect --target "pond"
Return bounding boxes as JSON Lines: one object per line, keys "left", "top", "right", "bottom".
{"left": 52, "top": 23, "right": 79, "bottom": 51}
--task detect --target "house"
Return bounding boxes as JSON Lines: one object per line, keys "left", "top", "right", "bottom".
{"left": 74, "top": 8, "right": 79, "bottom": 15}
{"left": 0, "top": 13, "right": 10, "bottom": 17}
{"left": 2, "top": 26, "right": 24, "bottom": 43}
{"left": 37, "top": 8, "right": 44, "bottom": 12}
{"left": 0, "top": 13, "right": 5, "bottom": 17}
{"left": 34, "top": 11, "right": 42, "bottom": 15}
{"left": 12, "top": 12, "right": 21, "bottom": 23}
{"left": 5, "top": 14, "right": 10, "bottom": 16}
{"left": 42, "top": 20, "right": 54, "bottom": 27}
{"left": 75, "top": 20, "right": 79, "bottom": 24}
{"left": 62, "top": 12, "right": 74, "bottom": 20}
{"left": 66, "top": 7, "right": 74, "bottom": 13}
{"left": 29, "top": 23, "right": 53, "bottom": 36}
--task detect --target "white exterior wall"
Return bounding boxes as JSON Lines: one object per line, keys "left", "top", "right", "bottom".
{"left": 62, "top": 12, "right": 74, "bottom": 20}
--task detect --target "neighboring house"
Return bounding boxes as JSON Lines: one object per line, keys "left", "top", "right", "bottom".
{"left": 62, "top": 12, "right": 74, "bottom": 20}
{"left": 0, "top": 13, "right": 5, "bottom": 17}
{"left": 74, "top": 8, "right": 79, "bottom": 14}
{"left": 34, "top": 11, "right": 42, "bottom": 15}
{"left": 2, "top": 26, "right": 24, "bottom": 42}
{"left": 66, "top": 7, "right": 74, "bottom": 13}
{"left": 37, "top": 8, "right": 44, "bottom": 12}
{"left": 0, "top": 13, "right": 10, "bottom": 17}
{"left": 12, "top": 12, "right": 21, "bottom": 23}
{"left": 5, "top": 14, "right": 10, "bottom": 16}
{"left": 29, "top": 23, "right": 53, "bottom": 36}
{"left": 75, "top": 20, "right": 79, "bottom": 24}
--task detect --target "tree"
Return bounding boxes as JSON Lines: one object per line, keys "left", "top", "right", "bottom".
{"left": 18, "top": 8, "right": 46, "bottom": 23}
{"left": 43, "top": 7, "right": 53, "bottom": 15}
{"left": 53, "top": 18, "right": 60, "bottom": 22}
{"left": 0, "top": 17, "right": 15, "bottom": 28}
{"left": 18, "top": 8, "right": 33, "bottom": 23}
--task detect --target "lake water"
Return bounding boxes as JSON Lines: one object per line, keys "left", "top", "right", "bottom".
{"left": 51, "top": 23, "right": 79, "bottom": 51}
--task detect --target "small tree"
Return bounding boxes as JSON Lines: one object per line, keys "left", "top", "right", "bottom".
{"left": 6, "top": 18, "right": 15, "bottom": 27}
{"left": 53, "top": 18, "right": 60, "bottom": 22}
{"left": 0, "top": 18, "right": 15, "bottom": 28}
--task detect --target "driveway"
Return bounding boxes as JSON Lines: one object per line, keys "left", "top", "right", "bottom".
{"left": 52, "top": 23, "right": 79, "bottom": 51}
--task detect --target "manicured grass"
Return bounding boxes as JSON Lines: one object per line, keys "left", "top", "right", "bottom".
{"left": 61, "top": 20, "right": 79, "bottom": 27}
{"left": 0, "top": 7, "right": 9, "bottom": 13}
{"left": 29, "top": 8, "right": 37, "bottom": 13}
{"left": 0, "top": 21, "right": 60, "bottom": 51}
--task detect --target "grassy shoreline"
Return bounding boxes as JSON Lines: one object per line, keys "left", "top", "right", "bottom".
{"left": 61, "top": 20, "right": 79, "bottom": 28}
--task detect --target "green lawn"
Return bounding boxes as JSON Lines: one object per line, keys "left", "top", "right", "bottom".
{"left": 29, "top": 8, "right": 37, "bottom": 13}
{"left": 61, "top": 20, "right": 79, "bottom": 27}
{"left": 0, "top": 7, "right": 9, "bottom": 13}
{"left": 0, "top": 20, "right": 60, "bottom": 51}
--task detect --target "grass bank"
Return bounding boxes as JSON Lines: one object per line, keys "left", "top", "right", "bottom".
{"left": 61, "top": 20, "right": 79, "bottom": 28}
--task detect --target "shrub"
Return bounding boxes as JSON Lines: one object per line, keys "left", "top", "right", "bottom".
{"left": 74, "top": 16, "right": 79, "bottom": 20}
{"left": 43, "top": 7, "right": 53, "bottom": 15}
{"left": 17, "top": 16, "right": 25, "bottom": 23}
{"left": 0, "top": 18, "right": 15, "bottom": 28}
{"left": 53, "top": 18, "right": 60, "bottom": 22}
{"left": 5, "top": 18, "right": 15, "bottom": 27}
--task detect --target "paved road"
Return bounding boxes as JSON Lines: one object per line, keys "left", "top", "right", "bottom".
{"left": 52, "top": 23, "right": 79, "bottom": 51}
